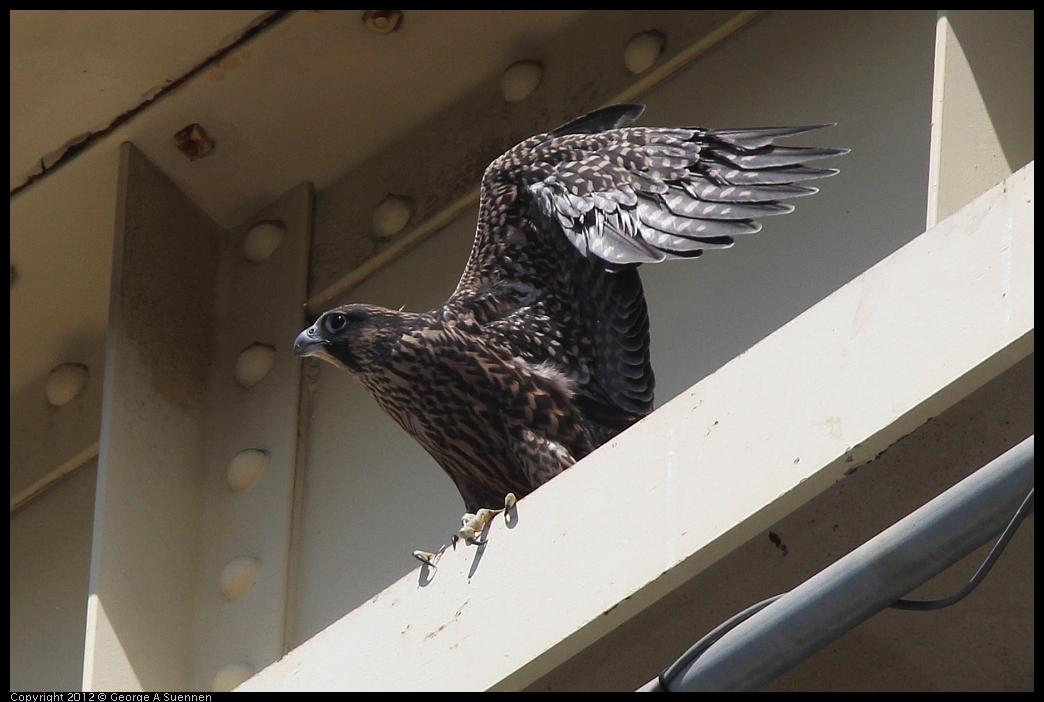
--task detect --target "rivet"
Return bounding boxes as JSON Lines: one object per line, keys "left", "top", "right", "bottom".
{"left": 173, "top": 123, "right": 215, "bottom": 161}
{"left": 243, "top": 220, "right": 285, "bottom": 263}
{"left": 363, "top": 10, "right": 403, "bottom": 34}
{"left": 501, "top": 60, "right": 544, "bottom": 103}
{"left": 624, "top": 31, "right": 665, "bottom": 74}
{"left": 220, "top": 557, "right": 261, "bottom": 601}
{"left": 46, "top": 363, "right": 89, "bottom": 407}
{"left": 372, "top": 194, "right": 415, "bottom": 238}
{"left": 213, "top": 663, "right": 255, "bottom": 692}
{"left": 234, "top": 343, "right": 276, "bottom": 388}
{"left": 227, "top": 449, "right": 268, "bottom": 493}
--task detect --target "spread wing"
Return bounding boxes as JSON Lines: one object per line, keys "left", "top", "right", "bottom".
{"left": 448, "top": 104, "right": 846, "bottom": 425}
{"left": 530, "top": 107, "right": 846, "bottom": 266}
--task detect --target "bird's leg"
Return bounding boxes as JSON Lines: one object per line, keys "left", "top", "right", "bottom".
{"left": 457, "top": 493, "right": 517, "bottom": 545}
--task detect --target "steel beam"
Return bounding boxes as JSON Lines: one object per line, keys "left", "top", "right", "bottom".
{"left": 645, "top": 436, "right": 1034, "bottom": 691}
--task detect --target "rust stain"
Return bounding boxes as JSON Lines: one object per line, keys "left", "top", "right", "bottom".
{"left": 174, "top": 124, "right": 215, "bottom": 161}
{"left": 208, "top": 54, "right": 246, "bottom": 81}
{"left": 11, "top": 11, "right": 293, "bottom": 197}
{"left": 423, "top": 599, "right": 468, "bottom": 641}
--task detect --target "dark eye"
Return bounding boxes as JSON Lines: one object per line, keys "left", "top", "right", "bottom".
{"left": 324, "top": 313, "right": 348, "bottom": 334}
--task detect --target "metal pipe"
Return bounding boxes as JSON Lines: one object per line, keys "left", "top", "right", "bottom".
{"left": 641, "top": 434, "right": 1034, "bottom": 691}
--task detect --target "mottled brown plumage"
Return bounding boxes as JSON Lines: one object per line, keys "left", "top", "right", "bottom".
{"left": 295, "top": 105, "right": 845, "bottom": 512}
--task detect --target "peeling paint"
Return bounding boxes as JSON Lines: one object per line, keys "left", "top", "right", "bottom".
{"left": 9, "top": 10, "right": 294, "bottom": 198}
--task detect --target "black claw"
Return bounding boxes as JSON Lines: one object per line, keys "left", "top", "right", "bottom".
{"left": 412, "top": 550, "right": 440, "bottom": 569}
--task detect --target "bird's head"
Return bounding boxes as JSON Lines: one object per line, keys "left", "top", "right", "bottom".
{"left": 294, "top": 304, "right": 409, "bottom": 374}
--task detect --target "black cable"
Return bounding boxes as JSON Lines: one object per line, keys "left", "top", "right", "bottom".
{"left": 655, "top": 487, "right": 1034, "bottom": 691}
{"left": 891, "top": 487, "right": 1034, "bottom": 610}
{"left": 657, "top": 594, "right": 784, "bottom": 691}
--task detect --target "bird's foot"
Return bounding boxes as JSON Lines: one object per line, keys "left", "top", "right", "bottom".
{"left": 415, "top": 494, "right": 517, "bottom": 566}
{"left": 456, "top": 493, "right": 517, "bottom": 546}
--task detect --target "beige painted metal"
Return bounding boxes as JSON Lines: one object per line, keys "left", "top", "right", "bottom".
{"left": 9, "top": 10, "right": 272, "bottom": 190}
{"left": 10, "top": 339, "right": 104, "bottom": 511}
{"left": 189, "top": 183, "right": 312, "bottom": 690}
{"left": 82, "top": 144, "right": 312, "bottom": 691}
{"left": 84, "top": 144, "right": 226, "bottom": 691}
{"left": 10, "top": 142, "right": 121, "bottom": 397}
{"left": 927, "top": 11, "right": 1034, "bottom": 228}
{"left": 241, "top": 161, "right": 1034, "bottom": 691}
{"left": 106, "top": 10, "right": 586, "bottom": 229}
{"left": 10, "top": 10, "right": 585, "bottom": 404}
{"left": 305, "top": 10, "right": 763, "bottom": 312}
{"left": 10, "top": 460, "right": 98, "bottom": 691}
{"left": 10, "top": 11, "right": 585, "bottom": 200}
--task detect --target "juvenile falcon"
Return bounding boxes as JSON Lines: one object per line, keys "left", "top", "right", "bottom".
{"left": 295, "top": 104, "right": 845, "bottom": 525}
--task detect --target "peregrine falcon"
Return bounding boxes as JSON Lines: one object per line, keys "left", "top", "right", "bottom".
{"left": 295, "top": 104, "right": 845, "bottom": 532}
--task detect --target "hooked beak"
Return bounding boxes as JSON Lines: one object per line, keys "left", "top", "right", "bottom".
{"left": 294, "top": 325, "right": 326, "bottom": 357}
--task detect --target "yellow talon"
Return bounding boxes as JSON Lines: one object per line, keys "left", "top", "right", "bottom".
{"left": 456, "top": 497, "right": 518, "bottom": 545}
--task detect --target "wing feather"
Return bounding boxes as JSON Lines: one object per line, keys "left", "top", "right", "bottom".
{"left": 516, "top": 117, "right": 846, "bottom": 266}
{"left": 449, "top": 105, "right": 845, "bottom": 425}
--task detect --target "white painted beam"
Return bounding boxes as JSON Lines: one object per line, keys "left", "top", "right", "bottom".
{"left": 242, "top": 161, "right": 1033, "bottom": 691}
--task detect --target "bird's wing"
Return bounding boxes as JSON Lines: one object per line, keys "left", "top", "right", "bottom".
{"left": 457, "top": 104, "right": 847, "bottom": 280}
{"left": 534, "top": 109, "right": 847, "bottom": 267}
{"left": 449, "top": 104, "right": 846, "bottom": 420}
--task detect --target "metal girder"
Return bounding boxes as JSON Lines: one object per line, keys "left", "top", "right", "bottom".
{"left": 644, "top": 436, "right": 1035, "bottom": 691}
{"left": 83, "top": 143, "right": 311, "bottom": 691}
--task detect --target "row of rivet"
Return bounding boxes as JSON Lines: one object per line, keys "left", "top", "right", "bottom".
{"left": 192, "top": 22, "right": 665, "bottom": 690}
{"left": 366, "top": 29, "right": 665, "bottom": 243}
{"left": 211, "top": 219, "right": 287, "bottom": 692}
{"left": 33, "top": 223, "right": 283, "bottom": 690}
{"left": 164, "top": 19, "right": 664, "bottom": 250}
